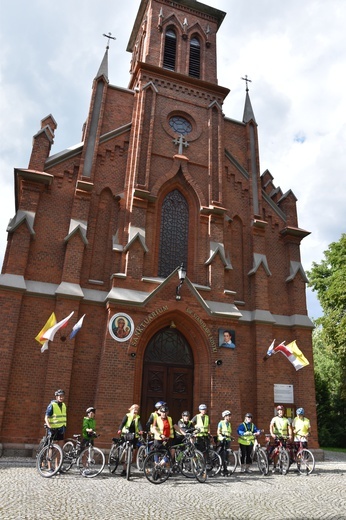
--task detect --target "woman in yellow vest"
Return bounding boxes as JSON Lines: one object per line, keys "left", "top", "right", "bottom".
{"left": 152, "top": 405, "right": 174, "bottom": 449}
{"left": 117, "top": 404, "right": 143, "bottom": 476}
{"left": 191, "top": 404, "right": 210, "bottom": 453}
{"left": 237, "top": 412, "right": 261, "bottom": 473}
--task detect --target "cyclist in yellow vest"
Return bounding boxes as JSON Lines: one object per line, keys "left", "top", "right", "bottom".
{"left": 152, "top": 405, "right": 174, "bottom": 449}
{"left": 270, "top": 405, "right": 292, "bottom": 440}
{"left": 191, "top": 404, "right": 210, "bottom": 452}
{"left": 292, "top": 407, "right": 311, "bottom": 449}
{"left": 117, "top": 404, "right": 143, "bottom": 476}
{"left": 217, "top": 410, "right": 233, "bottom": 476}
{"left": 146, "top": 401, "right": 166, "bottom": 433}
{"left": 44, "top": 389, "right": 67, "bottom": 446}
{"left": 237, "top": 412, "right": 261, "bottom": 473}
{"left": 269, "top": 405, "right": 292, "bottom": 473}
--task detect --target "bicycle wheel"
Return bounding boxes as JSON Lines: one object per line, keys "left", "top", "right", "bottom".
{"left": 192, "top": 451, "right": 207, "bottom": 483}
{"left": 136, "top": 445, "right": 146, "bottom": 471}
{"left": 256, "top": 448, "right": 269, "bottom": 475}
{"left": 108, "top": 444, "right": 122, "bottom": 474}
{"left": 224, "top": 449, "right": 238, "bottom": 475}
{"left": 179, "top": 452, "right": 195, "bottom": 478}
{"left": 297, "top": 449, "right": 315, "bottom": 475}
{"left": 60, "top": 440, "right": 75, "bottom": 472}
{"left": 36, "top": 444, "right": 63, "bottom": 477}
{"left": 143, "top": 450, "right": 172, "bottom": 484}
{"left": 278, "top": 448, "right": 290, "bottom": 475}
{"left": 78, "top": 446, "right": 105, "bottom": 477}
{"left": 206, "top": 449, "right": 222, "bottom": 477}
{"left": 126, "top": 444, "right": 133, "bottom": 480}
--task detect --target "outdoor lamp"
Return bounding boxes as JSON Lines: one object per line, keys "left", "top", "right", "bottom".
{"left": 176, "top": 263, "right": 187, "bottom": 300}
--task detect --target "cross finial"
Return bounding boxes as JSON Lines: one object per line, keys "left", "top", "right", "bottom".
{"left": 103, "top": 32, "right": 116, "bottom": 50}
{"left": 241, "top": 75, "right": 252, "bottom": 92}
{"left": 173, "top": 134, "right": 189, "bottom": 155}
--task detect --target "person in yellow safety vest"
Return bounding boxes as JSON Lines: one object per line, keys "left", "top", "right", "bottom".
{"left": 191, "top": 404, "right": 210, "bottom": 453}
{"left": 292, "top": 407, "right": 311, "bottom": 449}
{"left": 44, "top": 389, "right": 67, "bottom": 446}
{"left": 117, "top": 404, "right": 143, "bottom": 477}
{"left": 237, "top": 412, "right": 261, "bottom": 473}
{"left": 146, "top": 401, "right": 166, "bottom": 433}
{"left": 269, "top": 405, "right": 292, "bottom": 473}
{"left": 217, "top": 410, "right": 233, "bottom": 476}
{"left": 270, "top": 405, "right": 293, "bottom": 440}
{"left": 152, "top": 405, "right": 174, "bottom": 450}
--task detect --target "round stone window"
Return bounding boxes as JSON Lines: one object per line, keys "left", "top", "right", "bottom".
{"left": 169, "top": 116, "right": 192, "bottom": 135}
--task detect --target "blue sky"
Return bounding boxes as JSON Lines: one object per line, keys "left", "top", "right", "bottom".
{"left": 1, "top": 0, "right": 346, "bottom": 319}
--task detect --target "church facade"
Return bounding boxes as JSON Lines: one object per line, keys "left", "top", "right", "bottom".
{"left": 0, "top": 0, "right": 318, "bottom": 454}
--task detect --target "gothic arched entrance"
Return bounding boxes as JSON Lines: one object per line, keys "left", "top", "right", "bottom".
{"left": 141, "top": 327, "right": 194, "bottom": 425}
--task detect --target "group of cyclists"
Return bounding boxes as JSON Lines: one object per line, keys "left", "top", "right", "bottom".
{"left": 115, "top": 401, "right": 311, "bottom": 476}
{"left": 44, "top": 389, "right": 311, "bottom": 477}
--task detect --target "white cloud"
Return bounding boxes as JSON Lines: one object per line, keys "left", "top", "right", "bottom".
{"left": 1, "top": 0, "right": 345, "bottom": 319}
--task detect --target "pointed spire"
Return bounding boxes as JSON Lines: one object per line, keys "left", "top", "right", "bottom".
{"left": 241, "top": 76, "right": 256, "bottom": 124}
{"left": 243, "top": 91, "right": 256, "bottom": 124}
{"left": 96, "top": 33, "right": 116, "bottom": 81}
{"left": 96, "top": 48, "right": 109, "bottom": 81}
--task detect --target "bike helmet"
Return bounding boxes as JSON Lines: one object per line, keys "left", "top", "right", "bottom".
{"left": 155, "top": 401, "right": 166, "bottom": 409}
{"left": 55, "top": 389, "right": 65, "bottom": 396}
{"left": 159, "top": 405, "right": 169, "bottom": 413}
{"left": 182, "top": 411, "right": 190, "bottom": 417}
{"left": 199, "top": 404, "right": 207, "bottom": 410}
{"left": 276, "top": 405, "right": 284, "bottom": 411}
{"left": 245, "top": 413, "right": 253, "bottom": 418}
{"left": 222, "top": 410, "right": 231, "bottom": 417}
{"left": 296, "top": 407, "right": 304, "bottom": 415}
{"left": 86, "top": 407, "right": 96, "bottom": 414}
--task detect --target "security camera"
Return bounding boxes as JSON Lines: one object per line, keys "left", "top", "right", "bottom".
{"left": 215, "top": 359, "right": 222, "bottom": 366}
{"left": 130, "top": 352, "right": 136, "bottom": 358}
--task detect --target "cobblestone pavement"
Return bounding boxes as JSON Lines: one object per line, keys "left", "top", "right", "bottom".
{"left": 1, "top": 451, "right": 345, "bottom": 520}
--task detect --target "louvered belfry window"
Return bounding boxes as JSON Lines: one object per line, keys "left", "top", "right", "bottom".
{"left": 158, "top": 189, "right": 189, "bottom": 278}
{"left": 163, "top": 28, "right": 177, "bottom": 71}
{"left": 189, "top": 36, "right": 200, "bottom": 78}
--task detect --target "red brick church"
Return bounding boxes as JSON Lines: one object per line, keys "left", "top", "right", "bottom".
{"left": 0, "top": 0, "right": 318, "bottom": 454}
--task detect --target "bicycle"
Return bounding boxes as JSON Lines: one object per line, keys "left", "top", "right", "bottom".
{"left": 136, "top": 431, "right": 154, "bottom": 471}
{"left": 216, "top": 437, "right": 238, "bottom": 475}
{"left": 250, "top": 435, "right": 269, "bottom": 475}
{"left": 265, "top": 434, "right": 290, "bottom": 475}
{"left": 143, "top": 431, "right": 207, "bottom": 484}
{"left": 36, "top": 427, "right": 63, "bottom": 478}
{"left": 61, "top": 432, "right": 105, "bottom": 477}
{"left": 108, "top": 431, "right": 135, "bottom": 480}
{"left": 287, "top": 434, "right": 315, "bottom": 475}
{"left": 197, "top": 435, "right": 222, "bottom": 477}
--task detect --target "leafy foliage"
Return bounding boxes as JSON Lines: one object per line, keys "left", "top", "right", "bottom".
{"left": 308, "top": 233, "right": 346, "bottom": 447}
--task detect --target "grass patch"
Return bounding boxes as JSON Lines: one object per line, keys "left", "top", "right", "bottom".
{"left": 321, "top": 447, "right": 346, "bottom": 453}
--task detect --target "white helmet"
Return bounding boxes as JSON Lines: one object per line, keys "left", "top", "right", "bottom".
{"left": 222, "top": 410, "right": 231, "bottom": 418}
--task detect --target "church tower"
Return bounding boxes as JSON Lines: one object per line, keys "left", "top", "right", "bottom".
{"left": 0, "top": 0, "right": 318, "bottom": 454}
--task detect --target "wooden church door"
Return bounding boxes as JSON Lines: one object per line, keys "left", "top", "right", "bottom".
{"left": 141, "top": 327, "right": 194, "bottom": 426}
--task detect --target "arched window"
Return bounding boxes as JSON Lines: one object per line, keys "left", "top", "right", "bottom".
{"left": 189, "top": 36, "right": 200, "bottom": 78}
{"left": 163, "top": 28, "right": 177, "bottom": 71}
{"left": 158, "top": 189, "right": 189, "bottom": 277}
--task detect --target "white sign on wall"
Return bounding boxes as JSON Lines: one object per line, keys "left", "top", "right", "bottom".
{"left": 274, "top": 384, "right": 294, "bottom": 404}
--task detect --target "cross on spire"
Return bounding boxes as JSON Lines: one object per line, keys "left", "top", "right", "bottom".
{"left": 103, "top": 32, "right": 116, "bottom": 49}
{"left": 173, "top": 134, "right": 189, "bottom": 155}
{"left": 241, "top": 75, "right": 252, "bottom": 92}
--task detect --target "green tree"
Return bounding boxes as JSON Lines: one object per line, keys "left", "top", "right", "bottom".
{"left": 308, "top": 233, "right": 346, "bottom": 447}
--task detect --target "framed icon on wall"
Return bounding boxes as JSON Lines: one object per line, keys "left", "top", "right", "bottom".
{"left": 109, "top": 313, "right": 134, "bottom": 342}
{"left": 219, "top": 329, "right": 236, "bottom": 349}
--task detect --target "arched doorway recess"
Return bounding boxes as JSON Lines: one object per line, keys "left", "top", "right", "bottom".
{"left": 141, "top": 327, "right": 194, "bottom": 425}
